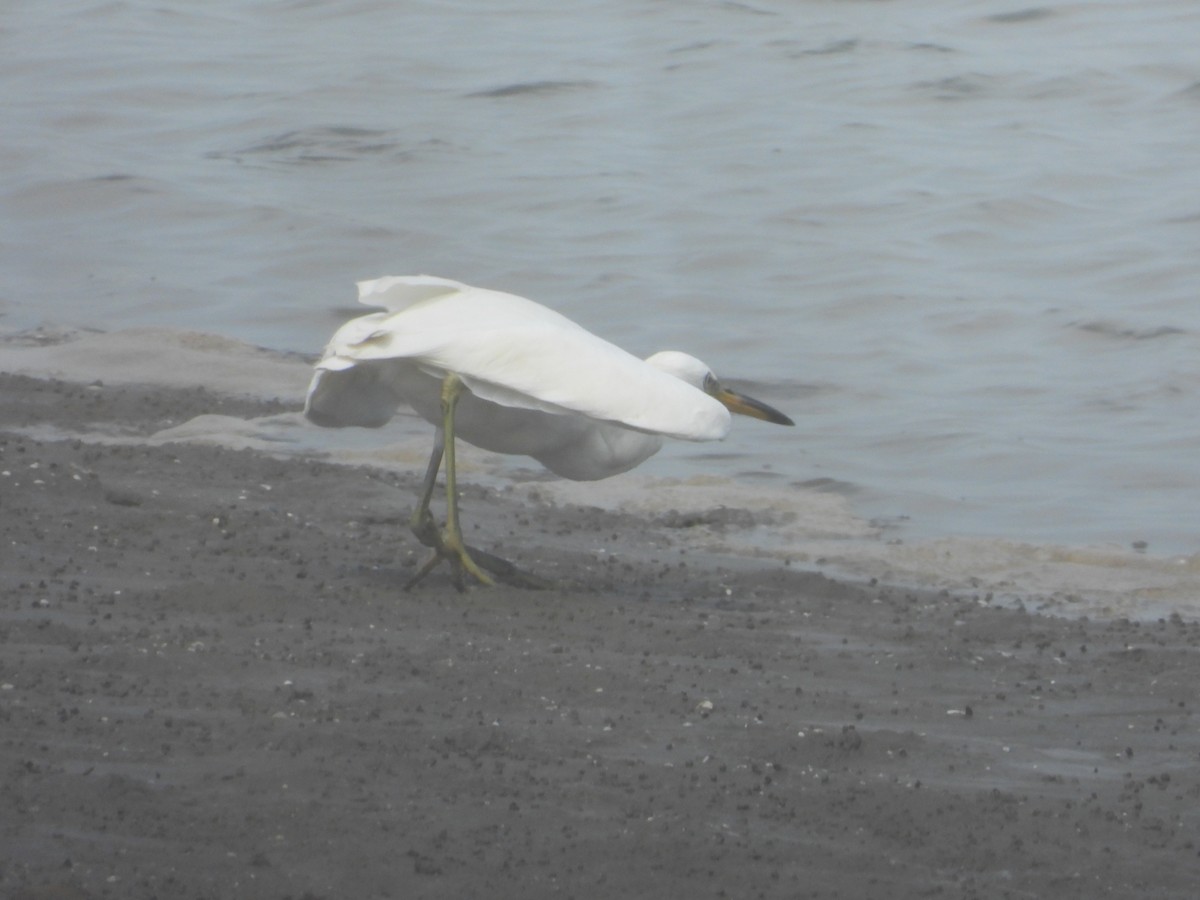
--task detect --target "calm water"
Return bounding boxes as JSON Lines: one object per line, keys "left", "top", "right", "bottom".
{"left": 4, "top": 0, "right": 1200, "bottom": 564}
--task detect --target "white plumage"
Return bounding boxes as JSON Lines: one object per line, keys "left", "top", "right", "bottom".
{"left": 305, "top": 275, "right": 792, "bottom": 587}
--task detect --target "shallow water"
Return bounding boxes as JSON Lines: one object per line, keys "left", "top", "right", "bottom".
{"left": 4, "top": 1, "right": 1200, "bottom": 571}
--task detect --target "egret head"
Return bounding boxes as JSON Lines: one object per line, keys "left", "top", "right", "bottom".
{"left": 645, "top": 351, "right": 794, "bottom": 427}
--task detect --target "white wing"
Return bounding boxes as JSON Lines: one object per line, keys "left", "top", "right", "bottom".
{"left": 310, "top": 276, "right": 731, "bottom": 442}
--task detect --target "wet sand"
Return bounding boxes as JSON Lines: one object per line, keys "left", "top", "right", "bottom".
{"left": 3, "top": 372, "right": 1199, "bottom": 899}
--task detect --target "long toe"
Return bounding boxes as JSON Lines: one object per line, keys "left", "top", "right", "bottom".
{"left": 404, "top": 533, "right": 496, "bottom": 592}
{"left": 445, "top": 535, "right": 495, "bottom": 589}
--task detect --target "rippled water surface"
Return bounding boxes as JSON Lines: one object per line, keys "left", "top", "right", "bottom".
{"left": 4, "top": 0, "right": 1200, "bottom": 563}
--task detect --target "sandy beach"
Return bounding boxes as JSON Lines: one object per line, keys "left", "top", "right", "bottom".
{"left": 3, "top": 369, "right": 1200, "bottom": 899}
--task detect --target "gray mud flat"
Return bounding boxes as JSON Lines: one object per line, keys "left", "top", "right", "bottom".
{"left": 2, "top": 373, "right": 1199, "bottom": 899}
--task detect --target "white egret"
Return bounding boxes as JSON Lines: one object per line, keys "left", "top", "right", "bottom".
{"left": 305, "top": 275, "right": 794, "bottom": 589}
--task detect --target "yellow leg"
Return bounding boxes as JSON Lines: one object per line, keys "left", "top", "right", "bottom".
{"left": 404, "top": 373, "right": 493, "bottom": 591}
{"left": 439, "top": 374, "right": 493, "bottom": 588}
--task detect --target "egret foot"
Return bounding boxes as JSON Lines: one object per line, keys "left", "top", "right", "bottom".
{"left": 405, "top": 511, "right": 494, "bottom": 591}
{"left": 405, "top": 509, "right": 552, "bottom": 591}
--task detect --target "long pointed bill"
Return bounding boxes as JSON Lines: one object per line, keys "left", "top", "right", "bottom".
{"left": 716, "top": 388, "right": 795, "bottom": 427}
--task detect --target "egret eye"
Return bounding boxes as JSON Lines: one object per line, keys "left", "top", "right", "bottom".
{"left": 703, "top": 372, "right": 719, "bottom": 394}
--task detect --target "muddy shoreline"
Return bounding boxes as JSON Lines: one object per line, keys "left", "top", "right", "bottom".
{"left": 3, "top": 373, "right": 1199, "bottom": 899}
